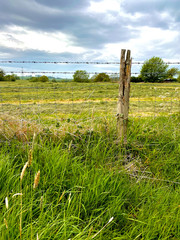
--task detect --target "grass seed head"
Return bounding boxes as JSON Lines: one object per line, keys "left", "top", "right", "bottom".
{"left": 33, "top": 170, "right": 40, "bottom": 189}
{"left": 20, "top": 161, "right": 29, "bottom": 181}
{"left": 12, "top": 193, "right": 23, "bottom": 198}
{"left": 5, "top": 197, "right": 8, "bottom": 209}
{"left": 4, "top": 218, "right": 8, "bottom": 229}
{"left": 28, "top": 149, "right": 33, "bottom": 167}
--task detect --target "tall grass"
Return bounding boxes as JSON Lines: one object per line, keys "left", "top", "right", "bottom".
{"left": 0, "top": 114, "right": 179, "bottom": 239}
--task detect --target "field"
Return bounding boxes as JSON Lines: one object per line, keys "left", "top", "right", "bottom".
{"left": 0, "top": 80, "right": 180, "bottom": 239}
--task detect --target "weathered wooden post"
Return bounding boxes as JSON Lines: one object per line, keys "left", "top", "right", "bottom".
{"left": 117, "top": 49, "right": 132, "bottom": 144}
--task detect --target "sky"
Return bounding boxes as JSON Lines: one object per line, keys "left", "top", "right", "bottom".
{"left": 0, "top": 0, "right": 180, "bottom": 77}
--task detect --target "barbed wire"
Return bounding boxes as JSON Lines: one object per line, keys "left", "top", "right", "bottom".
{"left": 4, "top": 71, "right": 179, "bottom": 76}
{"left": 1, "top": 60, "right": 180, "bottom": 65}
{"left": 6, "top": 71, "right": 119, "bottom": 75}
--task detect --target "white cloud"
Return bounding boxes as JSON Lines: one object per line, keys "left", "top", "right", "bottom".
{"left": 102, "top": 26, "right": 179, "bottom": 60}
{"left": 0, "top": 25, "right": 86, "bottom": 54}
{"left": 88, "top": 0, "right": 122, "bottom": 13}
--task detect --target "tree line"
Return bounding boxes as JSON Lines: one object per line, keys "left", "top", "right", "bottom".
{"left": 73, "top": 57, "right": 180, "bottom": 83}
{"left": 1, "top": 57, "right": 180, "bottom": 83}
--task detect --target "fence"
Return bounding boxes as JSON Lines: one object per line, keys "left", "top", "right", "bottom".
{"left": 0, "top": 50, "right": 180, "bottom": 142}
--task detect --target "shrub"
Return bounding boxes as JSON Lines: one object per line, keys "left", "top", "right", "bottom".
{"left": 93, "top": 73, "right": 110, "bottom": 82}
{"left": 131, "top": 76, "right": 143, "bottom": 83}
{"left": 29, "top": 77, "right": 39, "bottom": 82}
{"left": 0, "top": 69, "right": 5, "bottom": 81}
{"left": 73, "top": 70, "right": 89, "bottom": 82}
{"left": 4, "top": 74, "right": 19, "bottom": 81}
{"left": 39, "top": 75, "right": 49, "bottom": 82}
{"left": 29, "top": 76, "right": 49, "bottom": 82}
{"left": 177, "top": 75, "right": 180, "bottom": 83}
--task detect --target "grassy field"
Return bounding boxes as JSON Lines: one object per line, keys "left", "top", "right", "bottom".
{"left": 0, "top": 80, "right": 179, "bottom": 136}
{"left": 0, "top": 80, "right": 180, "bottom": 239}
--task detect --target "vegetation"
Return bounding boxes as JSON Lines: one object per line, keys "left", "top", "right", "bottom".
{"left": 93, "top": 73, "right": 111, "bottom": 82}
{"left": 0, "top": 69, "right": 20, "bottom": 81}
{"left": 177, "top": 75, "right": 180, "bottom": 83}
{"left": 73, "top": 70, "right": 89, "bottom": 82}
{"left": 130, "top": 76, "right": 143, "bottom": 83}
{"left": 29, "top": 75, "right": 49, "bottom": 82}
{"left": 166, "top": 67, "right": 179, "bottom": 79}
{"left": 0, "top": 80, "right": 179, "bottom": 239}
{"left": 140, "top": 57, "right": 168, "bottom": 82}
{"left": 0, "top": 69, "right": 5, "bottom": 81}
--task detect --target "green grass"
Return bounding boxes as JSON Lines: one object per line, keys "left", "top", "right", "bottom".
{"left": 0, "top": 81, "right": 180, "bottom": 239}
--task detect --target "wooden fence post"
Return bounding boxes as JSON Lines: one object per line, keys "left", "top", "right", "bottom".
{"left": 117, "top": 49, "right": 132, "bottom": 144}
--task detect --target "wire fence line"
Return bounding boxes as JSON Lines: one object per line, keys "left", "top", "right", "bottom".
{"left": 1, "top": 59, "right": 180, "bottom": 77}
{"left": 0, "top": 58, "right": 179, "bottom": 143}
{"left": 3, "top": 71, "right": 179, "bottom": 76}
{"left": 1, "top": 60, "right": 180, "bottom": 64}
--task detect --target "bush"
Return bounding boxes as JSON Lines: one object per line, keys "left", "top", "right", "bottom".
{"left": 29, "top": 76, "right": 49, "bottom": 82}
{"left": 177, "top": 75, "right": 180, "bottom": 83}
{"left": 4, "top": 74, "right": 19, "bottom": 81}
{"left": 29, "top": 77, "right": 39, "bottom": 82}
{"left": 131, "top": 76, "right": 143, "bottom": 83}
{"left": 93, "top": 73, "right": 110, "bottom": 82}
{"left": 39, "top": 75, "right": 49, "bottom": 82}
{"left": 73, "top": 70, "right": 89, "bottom": 82}
{"left": 0, "top": 69, "right": 5, "bottom": 81}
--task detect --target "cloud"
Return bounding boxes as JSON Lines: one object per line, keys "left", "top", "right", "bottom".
{"left": 0, "top": 25, "right": 85, "bottom": 54}
{"left": 0, "top": 0, "right": 180, "bottom": 71}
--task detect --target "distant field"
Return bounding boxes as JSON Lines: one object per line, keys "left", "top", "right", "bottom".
{"left": 0, "top": 80, "right": 179, "bottom": 118}
{"left": 0, "top": 80, "right": 179, "bottom": 139}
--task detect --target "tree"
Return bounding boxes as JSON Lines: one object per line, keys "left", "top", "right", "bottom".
{"left": 140, "top": 57, "right": 168, "bottom": 82}
{"left": 177, "top": 72, "right": 180, "bottom": 83}
{"left": 93, "top": 73, "right": 110, "bottom": 82}
{"left": 73, "top": 70, "right": 89, "bottom": 82}
{"left": 4, "top": 74, "right": 20, "bottom": 81}
{"left": 166, "top": 67, "right": 179, "bottom": 79}
{"left": 39, "top": 75, "right": 49, "bottom": 82}
{"left": 0, "top": 69, "right": 5, "bottom": 81}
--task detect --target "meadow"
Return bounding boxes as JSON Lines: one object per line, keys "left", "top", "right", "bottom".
{"left": 0, "top": 80, "right": 180, "bottom": 239}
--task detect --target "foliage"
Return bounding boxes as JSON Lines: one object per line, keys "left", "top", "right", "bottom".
{"left": 0, "top": 70, "right": 20, "bottom": 81}
{"left": 29, "top": 77, "right": 39, "bottom": 82}
{"left": 73, "top": 70, "right": 89, "bottom": 82}
{"left": 29, "top": 75, "right": 49, "bottom": 82}
{"left": 93, "top": 72, "right": 110, "bottom": 82}
{"left": 140, "top": 57, "right": 168, "bottom": 82}
{"left": 177, "top": 74, "right": 180, "bottom": 83}
{"left": 0, "top": 69, "right": 5, "bottom": 81}
{"left": 4, "top": 74, "right": 20, "bottom": 82}
{"left": 39, "top": 75, "right": 49, "bottom": 82}
{"left": 166, "top": 67, "right": 179, "bottom": 79}
{"left": 131, "top": 76, "right": 143, "bottom": 83}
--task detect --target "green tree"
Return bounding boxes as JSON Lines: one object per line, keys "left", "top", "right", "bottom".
{"left": 4, "top": 74, "right": 20, "bottom": 81}
{"left": 140, "top": 57, "right": 168, "bottom": 82}
{"left": 39, "top": 75, "right": 49, "bottom": 82}
{"left": 0, "top": 69, "right": 5, "bottom": 81}
{"left": 177, "top": 73, "right": 180, "bottom": 83}
{"left": 73, "top": 70, "right": 89, "bottom": 82}
{"left": 93, "top": 73, "right": 110, "bottom": 82}
{"left": 166, "top": 67, "right": 179, "bottom": 79}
